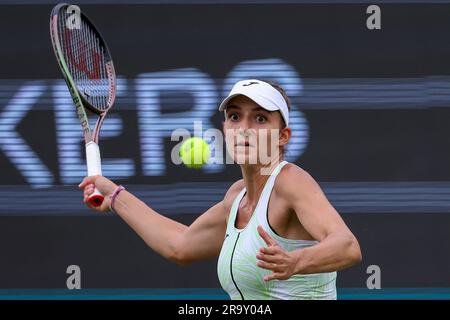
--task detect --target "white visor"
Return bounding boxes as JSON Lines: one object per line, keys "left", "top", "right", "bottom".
{"left": 218, "top": 79, "right": 289, "bottom": 127}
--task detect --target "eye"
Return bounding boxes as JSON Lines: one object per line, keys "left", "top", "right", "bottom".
{"left": 256, "top": 115, "right": 267, "bottom": 123}
{"left": 229, "top": 112, "right": 239, "bottom": 121}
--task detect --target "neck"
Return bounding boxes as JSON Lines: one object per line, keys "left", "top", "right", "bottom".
{"left": 239, "top": 158, "right": 284, "bottom": 206}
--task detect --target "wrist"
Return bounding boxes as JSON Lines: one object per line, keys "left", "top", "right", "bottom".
{"left": 109, "top": 185, "right": 125, "bottom": 212}
{"left": 293, "top": 247, "right": 309, "bottom": 275}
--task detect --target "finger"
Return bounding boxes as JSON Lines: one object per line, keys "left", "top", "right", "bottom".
{"left": 257, "top": 225, "right": 278, "bottom": 246}
{"left": 83, "top": 184, "right": 94, "bottom": 195}
{"left": 78, "top": 177, "right": 89, "bottom": 189}
{"left": 84, "top": 190, "right": 93, "bottom": 198}
{"left": 256, "top": 252, "right": 279, "bottom": 264}
{"left": 78, "top": 176, "right": 97, "bottom": 189}
{"left": 83, "top": 188, "right": 95, "bottom": 199}
{"left": 257, "top": 260, "right": 281, "bottom": 272}
{"left": 259, "top": 246, "right": 279, "bottom": 255}
{"left": 263, "top": 272, "right": 283, "bottom": 282}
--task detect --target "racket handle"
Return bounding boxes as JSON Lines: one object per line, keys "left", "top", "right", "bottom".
{"left": 85, "top": 141, "right": 104, "bottom": 207}
{"left": 88, "top": 189, "right": 104, "bottom": 207}
{"left": 86, "top": 141, "right": 103, "bottom": 176}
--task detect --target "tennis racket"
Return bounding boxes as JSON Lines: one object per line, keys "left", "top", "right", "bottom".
{"left": 50, "top": 3, "right": 116, "bottom": 207}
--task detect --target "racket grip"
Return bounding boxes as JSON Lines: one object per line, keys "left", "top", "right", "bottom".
{"left": 88, "top": 189, "right": 104, "bottom": 207}
{"left": 86, "top": 141, "right": 103, "bottom": 176}
{"left": 85, "top": 141, "right": 104, "bottom": 207}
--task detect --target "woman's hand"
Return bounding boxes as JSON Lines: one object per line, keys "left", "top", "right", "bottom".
{"left": 256, "top": 225, "right": 300, "bottom": 281}
{"left": 78, "top": 176, "right": 118, "bottom": 213}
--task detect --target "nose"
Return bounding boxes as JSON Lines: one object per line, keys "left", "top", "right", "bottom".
{"left": 237, "top": 116, "right": 252, "bottom": 132}
{"left": 238, "top": 127, "right": 256, "bottom": 139}
{"left": 237, "top": 127, "right": 248, "bottom": 135}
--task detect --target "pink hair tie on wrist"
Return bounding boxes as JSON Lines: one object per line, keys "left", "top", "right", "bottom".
{"left": 109, "top": 185, "right": 125, "bottom": 212}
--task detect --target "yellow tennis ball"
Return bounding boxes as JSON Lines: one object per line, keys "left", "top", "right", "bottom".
{"left": 179, "top": 137, "right": 210, "bottom": 169}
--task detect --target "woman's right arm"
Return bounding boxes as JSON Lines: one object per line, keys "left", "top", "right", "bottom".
{"left": 79, "top": 176, "right": 240, "bottom": 266}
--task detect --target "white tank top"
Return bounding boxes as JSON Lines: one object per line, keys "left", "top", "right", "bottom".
{"left": 217, "top": 161, "right": 337, "bottom": 300}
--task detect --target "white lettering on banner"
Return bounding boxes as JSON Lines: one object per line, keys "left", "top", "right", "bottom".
{"left": 0, "top": 82, "right": 54, "bottom": 187}
{"left": 0, "top": 60, "right": 308, "bottom": 186}
{"left": 136, "top": 68, "right": 217, "bottom": 176}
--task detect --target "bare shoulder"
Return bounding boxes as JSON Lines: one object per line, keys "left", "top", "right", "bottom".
{"left": 274, "top": 163, "right": 321, "bottom": 200}
{"left": 222, "top": 179, "right": 245, "bottom": 213}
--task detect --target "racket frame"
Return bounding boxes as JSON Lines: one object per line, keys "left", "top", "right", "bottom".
{"left": 50, "top": 3, "right": 117, "bottom": 207}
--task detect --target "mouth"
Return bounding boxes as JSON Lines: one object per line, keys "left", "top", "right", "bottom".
{"left": 235, "top": 142, "right": 252, "bottom": 147}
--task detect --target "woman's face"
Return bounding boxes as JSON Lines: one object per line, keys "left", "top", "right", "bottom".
{"left": 222, "top": 95, "right": 290, "bottom": 165}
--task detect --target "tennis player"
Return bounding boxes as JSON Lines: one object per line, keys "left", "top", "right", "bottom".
{"left": 79, "top": 79, "right": 362, "bottom": 300}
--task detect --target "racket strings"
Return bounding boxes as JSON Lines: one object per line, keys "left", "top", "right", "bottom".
{"left": 57, "top": 9, "right": 110, "bottom": 111}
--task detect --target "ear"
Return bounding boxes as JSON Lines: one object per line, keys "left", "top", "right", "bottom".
{"left": 279, "top": 127, "right": 291, "bottom": 147}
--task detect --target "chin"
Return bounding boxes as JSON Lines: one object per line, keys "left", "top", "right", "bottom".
{"left": 234, "top": 154, "right": 260, "bottom": 165}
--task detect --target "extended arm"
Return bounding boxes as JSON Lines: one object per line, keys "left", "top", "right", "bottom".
{"left": 79, "top": 176, "right": 239, "bottom": 266}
